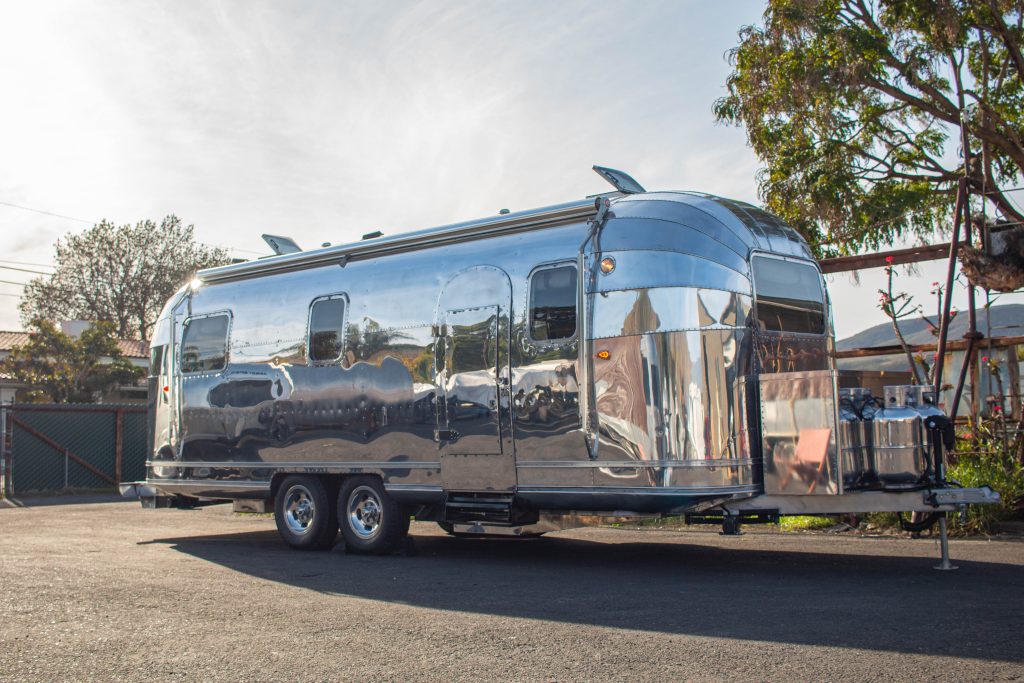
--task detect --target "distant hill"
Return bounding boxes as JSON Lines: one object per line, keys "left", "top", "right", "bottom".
{"left": 837, "top": 303, "right": 1024, "bottom": 350}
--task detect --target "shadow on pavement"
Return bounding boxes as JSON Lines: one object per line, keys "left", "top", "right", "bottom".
{"left": 3, "top": 493, "right": 125, "bottom": 507}
{"left": 153, "top": 528, "right": 1024, "bottom": 663}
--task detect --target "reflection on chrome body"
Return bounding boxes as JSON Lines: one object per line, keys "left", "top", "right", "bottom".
{"left": 143, "top": 186, "right": 968, "bottom": 521}
{"left": 759, "top": 370, "right": 839, "bottom": 496}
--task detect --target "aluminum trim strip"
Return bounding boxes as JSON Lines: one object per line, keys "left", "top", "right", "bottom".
{"left": 146, "top": 461, "right": 441, "bottom": 469}
{"left": 516, "top": 459, "right": 758, "bottom": 469}
{"left": 383, "top": 485, "right": 445, "bottom": 492}
{"left": 147, "top": 479, "right": 271, "bottom": 490}
{"left": 517, "top": 485, "right": 760, "bottom": 496}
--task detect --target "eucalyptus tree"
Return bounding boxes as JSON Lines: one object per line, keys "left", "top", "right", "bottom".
{"left": 715, "top": 0, "right": 1024, "bottom": 257}
{"left": 20, "top": 215, "right": 230, "bottom": 340}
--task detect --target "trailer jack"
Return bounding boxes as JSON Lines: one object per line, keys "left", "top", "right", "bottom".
{"left": 934, "top": 513, "right": 958, "bottom": 571}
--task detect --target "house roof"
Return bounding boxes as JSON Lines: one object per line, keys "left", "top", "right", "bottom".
{"left": 0, "top": 331, "right": 149, "bottom": 359}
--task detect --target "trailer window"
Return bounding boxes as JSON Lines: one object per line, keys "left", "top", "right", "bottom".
{"left": 529, "top": 264, "right": 577, "bottom": 341}
{"left": 149, "top": 345, "right": 165, "bottom": 377}
{"left": 752, "top": 256, "right": 825, "bottom": 334}
{"left": 180, "top": 314, "right": 229, "bottom": 373}
{"left": 309, "top": 295, "right": 347, "bottom": 362}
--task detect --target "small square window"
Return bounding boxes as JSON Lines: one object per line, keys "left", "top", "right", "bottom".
{"left": 309, "top": 296, "right": 347, "bottom": 362}
{"left": 529, "top": 265, "right": 577, "bottom": 342}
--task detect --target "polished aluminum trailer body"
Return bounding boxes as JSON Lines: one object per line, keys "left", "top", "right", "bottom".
{"left": 143, "top": 189, "right": 990, "bottom": 524}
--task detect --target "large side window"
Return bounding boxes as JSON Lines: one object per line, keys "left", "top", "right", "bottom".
{"left": 180, "top": 314, "right": 230, "bottom": 373}
{"left": 529, "top": 264, "right": 577, "bottom": 342}
{"left": 752, "top": 256, "right": 825, "bottom": 334}
{"left": 309, "top": 295, "right": 347, "bottom": 362}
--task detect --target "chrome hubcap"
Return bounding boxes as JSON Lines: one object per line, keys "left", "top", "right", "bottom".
{"left": 284, "top": 485, "right": 316, "bottom": 536}
{"left": 348, "top": 486, "right": 383, "bottom": 540}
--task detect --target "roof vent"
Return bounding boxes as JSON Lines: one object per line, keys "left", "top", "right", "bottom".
{"left": 592, "top": 165, "right": 645, "bottom": 194}
{"left": 262, "top": 234, "right": 302, "bottom": 255}
{"left": 362, "top": 230, "right": 383, "bottom": 240}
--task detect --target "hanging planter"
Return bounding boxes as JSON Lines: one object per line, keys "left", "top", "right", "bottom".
{"left": 959, "top": 226, "right": 1024, "bottom": 292}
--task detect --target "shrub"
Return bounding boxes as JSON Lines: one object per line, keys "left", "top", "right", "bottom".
{"left": 947, "top": 428, "right": 1024, "bottom": 534}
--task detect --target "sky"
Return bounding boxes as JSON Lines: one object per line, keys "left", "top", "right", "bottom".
{"left": 0, "top": 0, "right": 1019, "bottom": 341}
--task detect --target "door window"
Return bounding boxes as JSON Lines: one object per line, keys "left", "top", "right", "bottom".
{"left": 529, "top": 264, "right": 577, "bottom": 342}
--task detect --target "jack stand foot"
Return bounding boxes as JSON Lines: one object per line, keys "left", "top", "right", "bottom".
{"left": 720, "top": 515, "right": 743, "bottom": 536}
{"left": 934, "top": 514, "right": 958, "bottom": 571}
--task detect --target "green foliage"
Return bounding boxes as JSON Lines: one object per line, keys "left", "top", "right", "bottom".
{"left": 0, "top": 319, "right": 145, "bottom": 403}
{"left": 947, "top": 425, "right": 1024, "bottom": 533}
{"left": 19, "top": 215, "right": 229, "bottom": 341}
{"left": 778, "top": 515, "right": 837, "bottom": 531}
{"left": 715, "top": 0, "right": 1024, "bottom": 256}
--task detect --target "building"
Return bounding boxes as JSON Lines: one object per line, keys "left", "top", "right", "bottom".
{"left": 0, "top": 323, "right": 149, "bottom": 404}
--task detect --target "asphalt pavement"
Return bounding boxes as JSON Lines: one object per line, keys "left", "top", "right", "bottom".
{"left": 0, "top": 500, "right": 1021, "bottom": 681}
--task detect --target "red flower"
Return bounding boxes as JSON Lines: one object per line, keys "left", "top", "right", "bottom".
{"left": 994, "top": 405, "right": 1002, "bottom": 412}
{"left": 932, "top": 281, "right": 939, "bottom": 286}
{"left": 982, "top": 356, "right": 988, "bottom": 362}
{"left": 885, "top": 255, "right": 893, "bottom": 263}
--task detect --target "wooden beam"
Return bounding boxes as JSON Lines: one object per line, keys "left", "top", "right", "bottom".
{"left": 835, "top": 335, "right": 1024, "bottom": 359}
{"left": 10, "top": 405, "right": 144, "bottom": 414}
{"left": 819, "top": 243, "right": 951, "bottom": 273}
{"left": 114, "top": 409, "right": 124, "bottom": 485}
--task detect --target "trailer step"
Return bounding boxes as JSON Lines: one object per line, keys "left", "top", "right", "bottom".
{"left": 445, "top": 493, "right": 514, "bottom": 524}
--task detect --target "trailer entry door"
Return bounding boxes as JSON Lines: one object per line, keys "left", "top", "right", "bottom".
{"left": 435, "top": 265, "right": 515, "bottom": 492}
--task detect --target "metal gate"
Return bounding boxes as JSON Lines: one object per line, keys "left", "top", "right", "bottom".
{"left": 0, "top": 404, "right": 146, "bottom": 496}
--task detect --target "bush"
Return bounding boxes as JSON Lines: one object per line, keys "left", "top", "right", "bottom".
{"left": 947, "top": 428, "right": 1024, "bottom": 534}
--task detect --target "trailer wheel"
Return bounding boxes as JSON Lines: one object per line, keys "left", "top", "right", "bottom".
{"left": 338, "top": 476, "right": 410, "bottom": 554}
{"left": 274, "top": 476, "right": 338, "bottom": 550}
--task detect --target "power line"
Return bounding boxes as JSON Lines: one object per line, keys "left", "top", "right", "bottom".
{"left": 1, "top": 199, "right": 270, "bottom": 256}
{"left": 0, "top": 279, "right": 28, "bottom": 287}
{"left": 0, "top": 200, "right": 95, "bottom": 225}
{"left": 0, "top": 292, "right": 22, "bottom": 298}
{"left": 0, "top": 259, "right": 54, "bottom": 269}
{"left": 0, "top": 264, "right": 50, "bottom": 276}
{"left": 204, "top": 242, "right": 266, "bottom": 256}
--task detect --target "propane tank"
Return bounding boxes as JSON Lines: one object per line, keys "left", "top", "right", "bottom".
{"left": 838, "top": 387, "right": 876, "bottom": 490}
{"left": 871, "top": 385, "right": 929, "bottom": 489}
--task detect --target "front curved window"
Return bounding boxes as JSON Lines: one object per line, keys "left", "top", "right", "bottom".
{"left": 752, "top": 256, "right": 825, "bottom": 335}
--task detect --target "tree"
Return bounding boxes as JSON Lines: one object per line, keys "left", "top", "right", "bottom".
{"left": 20, "top": 216, "right": 230, "bottom": 341}
{"left": 714, "top": 0, "right": 1024, "bottom": 257}
{"left": 0, "top": 319, "right": 145, "bottom": 403}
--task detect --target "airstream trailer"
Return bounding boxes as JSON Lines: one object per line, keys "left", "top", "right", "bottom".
{"left": 134, "top": 167, "right": 997, "bottom": 554}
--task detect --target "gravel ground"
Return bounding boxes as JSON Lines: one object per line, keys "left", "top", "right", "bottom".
{"left": 1, "top": 499, "right": 1022, "bottom": 682}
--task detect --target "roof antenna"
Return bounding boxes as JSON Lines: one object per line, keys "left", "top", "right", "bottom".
{"left": 262, "top": 234, "right": 302, "bottom": 255}
{"left": 592, "top": 165, "right": 645, "bottom": 194}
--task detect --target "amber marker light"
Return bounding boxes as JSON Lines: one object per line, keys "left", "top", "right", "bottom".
{"left": 599, "top": 256, "right": 616, "bottom": 274}
{"left": 595, "top": 350, "right": 611, "bottom": 360}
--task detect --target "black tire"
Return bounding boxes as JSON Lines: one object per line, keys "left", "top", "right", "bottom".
{"left": 337, "top": 476, "right": 410, "bottom": 554}
{"left": 274, "top": 475, "right": 338, "bottom": 550}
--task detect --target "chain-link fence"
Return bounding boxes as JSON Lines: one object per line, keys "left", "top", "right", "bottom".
{"left": 0, "top": 404, "right": 146, "bottom": 495}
